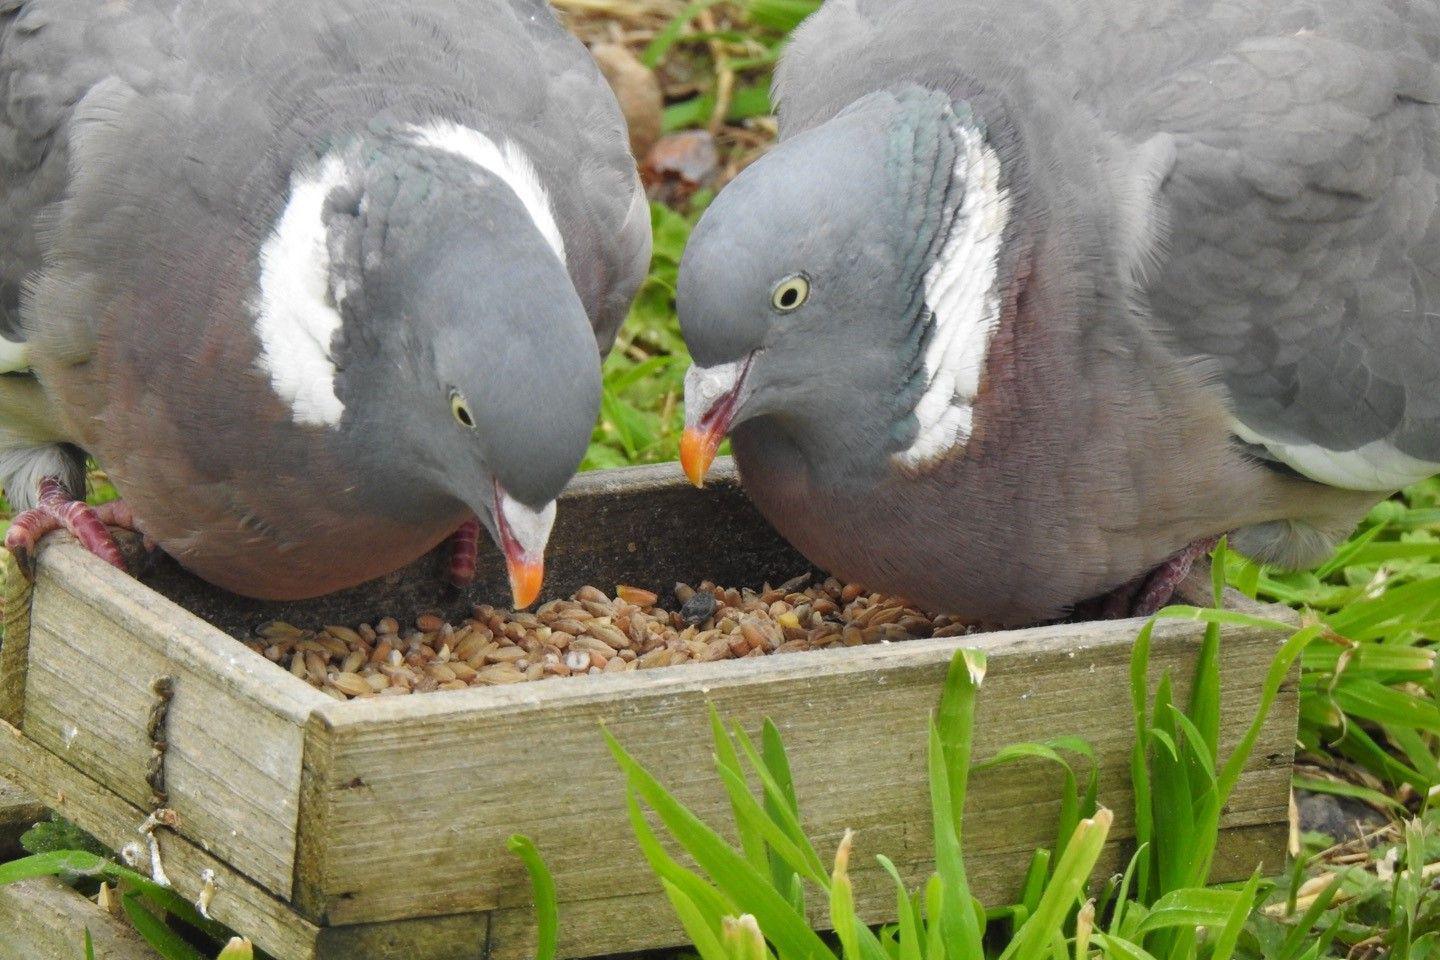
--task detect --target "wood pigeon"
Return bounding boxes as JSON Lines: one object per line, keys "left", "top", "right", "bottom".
{"left": 677, "top": 0, "right": 1438, "bottom": 624}
{"left": 0, "top": 0, "right": 649, "bottom": 606}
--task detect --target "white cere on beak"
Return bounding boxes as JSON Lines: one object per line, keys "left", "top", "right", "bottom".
{"left": 498, "top": 491, "right": 557, "bottom": 562}
{"left": 895, "top": 124, "right": 1011, "bottom": 469}
{"left": 684, "top": 357, "right": 750, "bottom": 427}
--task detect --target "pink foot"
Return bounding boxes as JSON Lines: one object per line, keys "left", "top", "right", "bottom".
{"left": 1130, "top": 536, "right": 1221, "bottom": 618}
{"left": 5, "top": 478, "right": 135, "bottom": 578}
{"left": 1086, "top": 536, "right": 1221, "bottom": 620}
{"left": 446, "top": 517, "right": 480, "bottom": 587}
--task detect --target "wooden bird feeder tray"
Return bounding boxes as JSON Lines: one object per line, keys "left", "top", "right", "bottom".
{"left": 0, "top": 461, "right": 1299, "bottom": 960}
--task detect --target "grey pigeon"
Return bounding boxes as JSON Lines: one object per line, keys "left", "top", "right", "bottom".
{"left": 678, "top": 0, "right": 1438, "bottom": 625}
{"left": 0, "top": 0, "right": 649, "bottom": 605}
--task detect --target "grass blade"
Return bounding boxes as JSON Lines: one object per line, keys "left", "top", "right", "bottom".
{"left": 714, "top": 763, "right": 828, "bottom": 887}
{"left": 1207, "top": 871, "right": 1261, "bottom": 960}
{"left": 929, "top": 650, "right": 987, "bottom": 958}
{"left": 1093, "top": 932, "right": 1161, "bottom": 960}
{"left": 1130, "top": 621, "right": 1157, "bottom": 902}
{"left": 731, "top": 725, "right": 829, "bottom": 884}
{"left": 710, "top": 707, "right": 770, "bottom": 874}
{"left": 120, "top": 891, "right": 207, "bottom": 960}
{"left": 507, "top": 836, "right": 558, "bottom": 960}
{"left": 0, "top": 850, "right": 108, "bottom": 885}
{"left": 663, "top": 880, "right": 732, "bottom": 960}
{"left": 761, "top": 719, "right": 806, "bottom": 897}
{"left": 829, "top": 831, "right": 862, "bottom": 960}
{"left": 877, "top": 856, "right": 922, "bottom": 960}
{"left": 624, "top": 787, "right": 736, "bottom": 931}
{"left": 1133, "top": 888, "right": 1242, "bottom": 935}
{"left": 606, "top": 730, "right": 833, "bottom": 960}
{"left": 999, "top": 809, "right": 1113, "bottom": 960}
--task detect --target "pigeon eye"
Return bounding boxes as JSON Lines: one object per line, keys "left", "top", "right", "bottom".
{"left": 449, "top": 390, "right": 476, "bottom": 429}
{"left": 771, "top": 274, "right": 810, "bottom": 312}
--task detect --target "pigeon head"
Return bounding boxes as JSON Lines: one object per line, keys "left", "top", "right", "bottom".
{"left": 678, "top": 87, "right": 1017, "bottom": 489}
{"left": 252, "top": 125, "right": 601, "bottom": 606}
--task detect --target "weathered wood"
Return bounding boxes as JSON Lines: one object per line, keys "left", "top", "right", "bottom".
{"left": 1, "top": 553, "right": 34, "bottom": 726}
{"left": 0, "top": 722, "right": 499, "bottom": 960}
{"left": 314, "top": 913, "right": 489, "bottom": 960}
{"left": 0, "top": 774, "right": 44, "bottom": 858}
{"left": 0, "top": 876, "right": 160, "bottom": 960}
{"left": 0, "top": 460, "right": 1301, "bottom": 960}
{"left": 296, "top": 614, "right": 1297, "bottom": 944}
{"left": 20, "top": 545, "right": 327, "bottom": 899}
{"left": 0, "top": 718, "right": 322, "bottom": 960}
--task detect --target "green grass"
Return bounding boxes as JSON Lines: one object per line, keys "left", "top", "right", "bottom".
{"left": 584, "top": 199, "right": 706, "bottom": 470}
{"left": 1223, "top": 479, "right": 1440, "bottom": 801}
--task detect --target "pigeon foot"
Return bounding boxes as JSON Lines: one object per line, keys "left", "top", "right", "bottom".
{"left": 446, "top": 517, "right": 481, "bottom": 587}
{"left": 1081, "top": 535, "right": 1221, "bottom": 621}
{"left": 4, "top": 477, "right": 139, "bottom": 579}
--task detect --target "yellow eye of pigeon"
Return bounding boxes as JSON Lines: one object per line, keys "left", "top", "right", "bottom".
{"left": 771, "top": 274, "right": 810, "bottom": 312}
{"left": 450, "top": 390, "right": 476, "bottom": 428}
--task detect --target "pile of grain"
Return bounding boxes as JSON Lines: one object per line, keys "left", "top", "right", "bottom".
{"left": 245, "top": 574, "right": 975, "bottom": 700}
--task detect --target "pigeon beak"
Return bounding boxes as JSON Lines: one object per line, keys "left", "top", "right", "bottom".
{"left": 681, "top": 355, "right": 754, "bottom": 488}
{"left": 493, "top": 483, "right": 556, "bottom": 609}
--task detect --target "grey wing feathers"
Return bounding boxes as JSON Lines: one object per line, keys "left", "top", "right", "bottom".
{"left": 527, "top": 11, "right": 650, "bottom": 353}
{"left": 1144, "top": 10, "right": 1440, "bottom": 489}
{"left": 1, "top": 0, "right": 180, "bottom": 366}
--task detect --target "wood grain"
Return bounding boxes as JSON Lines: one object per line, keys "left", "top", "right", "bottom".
{"left": 0, "top": 719, "right": 322, "bottom": 960}
{"left": 20, "top": 545, "right": 326, "bottom": 899}
{"left": 0, "top": 876, "right": 161, "bottom": 960}
{"left": 1, "top": 552, "right": 34, "bottom": 726}
{"left": 298, "top": 614, "right": 1297, "bottom": 943}
{"left": 0, "top": 720, "right": 500, "bottom": 960}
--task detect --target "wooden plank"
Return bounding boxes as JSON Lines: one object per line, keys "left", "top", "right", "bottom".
{"left": 0, "top": 876, "right": 161, "bottom": 960}
{"left": 1, "top": 551, "right": 34, "bottom": 726}
{"left": 0, "top": 719, "right": 489, "bottom": 960}
{"left": 0, "top": 718, "right": 322, "bottom": 960}
{"left": 484, "top": 820, "right": 1291, "bottom": 960}
{"left": 19, "top": 543, "right": 327, "bottom": 900}
{"left": 298, "top": 614, "right": 1297, "bottom": 936}
{"left": 313, "top": 913, "right": 489, "bottom": 960}
{"left": 0, "top": 773, "right": 45, "bottom": 858}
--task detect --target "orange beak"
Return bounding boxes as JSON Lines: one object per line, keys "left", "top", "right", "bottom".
{"left": 504, "top": 555, "right": 544, "bottom": 610}
{"left": 680, "top": 425, "right": 725, "bottom": 488}
{"left": 680, "top": 354, "right": 754, "bottom": 488}
{"left": 494, "top": 483, "right": 556, "bottom": 610}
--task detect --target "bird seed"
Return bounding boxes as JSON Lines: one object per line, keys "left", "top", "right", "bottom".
{"left": 246, "top": 574, "right": 977, "bottom": 700}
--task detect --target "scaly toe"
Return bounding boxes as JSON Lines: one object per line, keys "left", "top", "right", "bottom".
{"left": 447, "top": 517, "right": 481, "bottom": 587}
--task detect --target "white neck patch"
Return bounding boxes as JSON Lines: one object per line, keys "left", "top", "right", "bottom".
{"left": 894, "top": 125, "right": 1011, "bottom": 469}
{"left": 252, "top": 152, "right": 353, "bottom": 428}
{"left": 406, "top": 121, "right": 567, "bottom": 264}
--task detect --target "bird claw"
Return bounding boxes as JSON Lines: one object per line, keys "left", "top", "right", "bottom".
{"left": 1083, "top": 535, "right": 1221, "bottom": 621}
{"left": 446, "top": 517, "right": 481, "bottom": 588}
{"left": 4, "top": 477, "right": 137, "bottom": 581}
